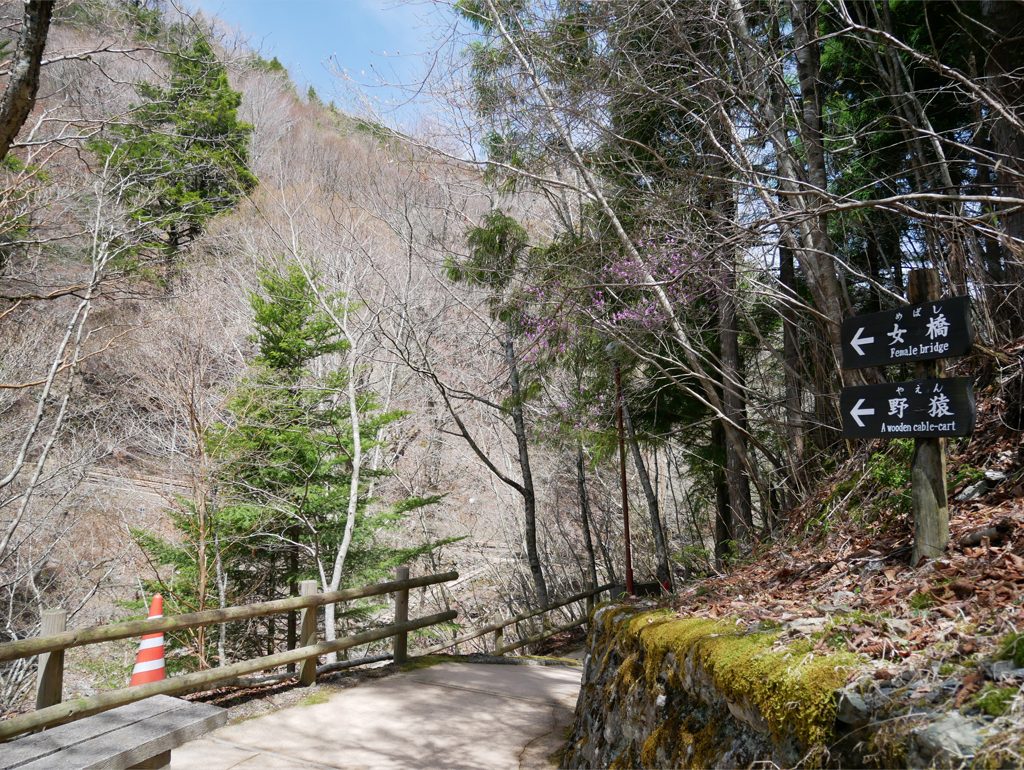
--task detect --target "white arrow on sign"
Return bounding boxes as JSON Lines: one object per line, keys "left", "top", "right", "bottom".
{"left": 849, "top": 327, "right": 875, "bottom": 356}
{"left": 850, "top": 398, "right": 875, "bottom": 427}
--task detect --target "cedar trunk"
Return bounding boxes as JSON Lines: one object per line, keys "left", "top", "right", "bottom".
{"left": 621, "top": 402, "right": 671, "bottom": 588}
{"left": 505, "top": 334, "right": 548, "bottom": 607}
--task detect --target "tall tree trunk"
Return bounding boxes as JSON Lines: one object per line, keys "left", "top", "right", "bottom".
{"left": 865, "top": 232, "right": 883, "bottom": 315}
{"left": 982, "top": 0, "right": 1024, "bottom": 335}
{"left": 195, "top": 497, "right": 208, "bottom": 668}
{"left": 787, "top": 0, "right": 847, "bottom": 386}
{"left": 505, "top": 333, "right": 548, "bottom": 607}
{"left": 266, "top": 553, "right": 276, "bottom": 656}
{"left": 620, "top": 402, "right": 671, "bottom": 589}
{"left": 710, "top": 118, "right": 753, "bottom": 547}
{"left": 719, "top": 269, "right": 753, "bottom": 545}
{"left": 974, "top": 128, "right": 1009, "bottom": 337}
{"left": 712, "top": 419, "right": 733, "bottom": 569}
{"left": 322, "top": 336, "right": 363, "bottom": 663}
{"left": 167, "top": 222, "right": 179, "bottom": 263}
{"left": 592, "top": 501, "right": 618, "bottom": 587}
{"left": 780, "top": 244, "right": 805, "bottom": 510}
{"left": 575, "top": 445, "right": 599, "bottom": 592}
{"left": 214, "top": 530, "right": 228, "bottom": 666}
{"left": 0, "top": 0, "right": 52, "bottom": 163}
{"left": 191, "top": 438, "right": 211, "bottom": 669}
{"left": 964, "top": 30, "right": 1008, "bottom": 339}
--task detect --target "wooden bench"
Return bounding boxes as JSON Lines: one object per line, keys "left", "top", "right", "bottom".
{"left": 1, "top": 695, "right": 227, "bottom": 770}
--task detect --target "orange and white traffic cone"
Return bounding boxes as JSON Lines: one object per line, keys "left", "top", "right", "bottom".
{"left": 130, "top": 594, "right": 165, "bottom": 686}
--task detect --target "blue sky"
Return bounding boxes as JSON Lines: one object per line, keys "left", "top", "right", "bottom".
{"left": 193, "top": 1, "right": 445, "bottom": 122}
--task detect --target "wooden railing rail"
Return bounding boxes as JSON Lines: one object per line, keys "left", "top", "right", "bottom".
{"left": 0, "top": 571, "right": 607, "bottom": 741}
{"left": 214, "top": 652, "right": 395, "bottom": 690}
{"left": 422, "top": 582, "right": 613, "bottom": 656}
{"left": 0, "top": 569, "right": 458, "bottom": 742}
{"left": 495, "top": 617, "right": 586, "bottom": 655}
{"left": 0, "top": 570, "right": 458, "bottom": 663}
{"left": 0, "top": 610, "right": 456, "bottom": 742}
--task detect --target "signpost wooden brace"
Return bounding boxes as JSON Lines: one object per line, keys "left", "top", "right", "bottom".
{"left": 907, "top": 269, "right": 949, "bottom": 564}
{"left": 298, "top": 580, "right": 318, "bottom": 686}
{"left": 393, "top": 566, "right": 409, "bottom": 665}
{"left": 36, "top": 608, "right": 66, "bottom": 713}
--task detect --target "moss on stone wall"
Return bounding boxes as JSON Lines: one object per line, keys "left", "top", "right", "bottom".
{"left": 614, "top": 611, "right": 858, "bottom": 753}
{"left": 564, "top": 605, "right": 861, "bottom": 767}
{"left": 567, "top": 603, "right": 1007, "bottom": 769}
{"left": 640, "top": 714, "right": 679, "bottom": 765}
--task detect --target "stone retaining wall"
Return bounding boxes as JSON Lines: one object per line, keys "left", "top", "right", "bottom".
{"left": 561, "top": 603, "right": 1006, "bottom": 769}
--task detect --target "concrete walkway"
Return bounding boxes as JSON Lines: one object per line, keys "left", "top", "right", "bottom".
{"left": 170, "top": 662, "right": 582, "bottom": 770}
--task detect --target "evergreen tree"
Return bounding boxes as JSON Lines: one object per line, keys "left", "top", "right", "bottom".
{"left": 136, "top": 266, "right": 444, "bottom": 665}
{"left": 94, "top": 34, "right": 257, "bottom": 257}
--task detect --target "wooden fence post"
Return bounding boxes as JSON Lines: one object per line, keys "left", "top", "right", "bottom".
{"left": 393, "top": 566, "right": 409, "bottom": 665}
{"left": 908, "top": 269, "right": 950, "bottom": 564}
{"left": 36, "top": 608, "right": 66, "bottom": 712}
{"left": 492, "top": 625, "right": 503, "bottom": 656}
{"left": 298, "top": 581, "right": 318, "bottom": 686}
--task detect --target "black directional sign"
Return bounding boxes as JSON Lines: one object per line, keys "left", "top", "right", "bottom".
{"left": 840, "top": 377, "right": 976, "bottom": 439}
{"left": 841, "top": 296, "right": 974, "bottom": 370}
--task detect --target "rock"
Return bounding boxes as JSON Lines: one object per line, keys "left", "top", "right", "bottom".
{"left": 726, "top": 696, "right": 770, "bottom": 733}
{"left": 986, "top": 659, "right": 1024, "bottom": 682}
{"left": 896, "top": 669, "right": 923, "bottom": 685}
{"left": 912, "top": 712, "right": 982, "bottom": 765}
{"left": 830, "top": 590, "right": 856, "bottom": 603}
{"left": 885, "top": 618, "right": 914, "bottom": 636}
{"left": 814, "top": 601, "right": 853, "bottom": 614}
{"left": 835, "top": 690, "right": 870, "bottom": 727}
{"left": 785, "top": 617, "right": 826, "bottom": 634}
{"left": 940, "top": 680, "right": 959, "bottom": 696}
{"left": 563, "top": 602, "right": 1010, "bottom": 770}
{"left": 955, "top": 471, "right": 1006, "bottom": 502}
{"left": 563, "top": 603, "right": 810, "bottom": 769}
{"left": 956, "top": 479, "right": 991, "bottom": 501}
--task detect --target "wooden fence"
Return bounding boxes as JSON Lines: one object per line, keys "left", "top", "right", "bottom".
{"left": 0, "top": 569, "right": 458, "bottom": 741}
{"left": 422, "top": 582, "right": 614, "bottom": 656}
{"left": 0, "top": 571, "right": 611, "bottom": 743}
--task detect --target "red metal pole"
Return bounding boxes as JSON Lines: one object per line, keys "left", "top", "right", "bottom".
{"left": 615, "top": 361, "right": 634, "bottom": 596}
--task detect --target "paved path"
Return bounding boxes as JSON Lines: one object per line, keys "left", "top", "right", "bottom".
{"left": 170, "top": 662, "right": 582, "bottom": 770}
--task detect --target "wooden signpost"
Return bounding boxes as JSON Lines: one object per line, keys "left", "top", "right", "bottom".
{"left": 840, "top": 377, "right": 976, "bottom": 439}
{"left": 841, "top": 295, "right": 974, "bottom": 370}
{"left": 840, "top": 269, "right": 976, "bottom": 565}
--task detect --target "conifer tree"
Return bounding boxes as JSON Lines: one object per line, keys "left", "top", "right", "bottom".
{"left": 136, "top": 267, "right": 443, "bottom": 664}
{"left": 94, "top": 34, "right": 257, "bottom": 258}
{"left": 222, "top": 268, "right": 442, "bottom": 651}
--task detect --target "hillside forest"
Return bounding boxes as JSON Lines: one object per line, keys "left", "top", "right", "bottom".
{"left": 2, "top": 0, "right": 1024, "bottom": 711}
